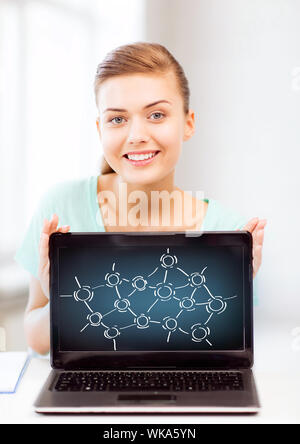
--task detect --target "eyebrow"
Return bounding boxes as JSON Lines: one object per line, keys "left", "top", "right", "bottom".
{"left": 103, "top": 100, "right": 172, "bottom": 114}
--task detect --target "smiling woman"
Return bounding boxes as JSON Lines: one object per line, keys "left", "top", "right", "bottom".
{"left": 94, "top": 43, "right": 192, "bottom": 184}
{"left": 14, "top": 41, "right": 265, "bottom": 356}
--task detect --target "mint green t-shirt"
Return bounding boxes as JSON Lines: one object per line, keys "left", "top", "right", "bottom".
{"left": 14, "top": 174, "right": 249, "bottom": 279}
{"left": 14, "top": 175, "right": 257, "bottom": 357}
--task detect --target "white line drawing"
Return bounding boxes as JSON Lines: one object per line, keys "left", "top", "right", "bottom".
{"left": 59, "top": 248, "right": 239, "bottom": 350}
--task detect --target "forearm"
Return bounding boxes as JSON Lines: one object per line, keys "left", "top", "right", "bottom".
{"left": 24, "top": 302, "right": 50, "bottom": 355}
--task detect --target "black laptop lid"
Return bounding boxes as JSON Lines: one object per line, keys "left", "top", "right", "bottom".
{"left": 49, "top": 231, "right": 253, "bottom": 370}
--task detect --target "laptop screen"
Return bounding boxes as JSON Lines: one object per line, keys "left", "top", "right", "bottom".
{"left": 56, "top": 244, "right": 245, "bottom": 352}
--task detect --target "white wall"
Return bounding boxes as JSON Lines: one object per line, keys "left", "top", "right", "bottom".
{"left": 145, "top": 0, "right": 300, "bottom": 324}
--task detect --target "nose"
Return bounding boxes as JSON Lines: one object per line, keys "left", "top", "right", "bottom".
{"left": 127, "top": 117, "right": 150, "bottom": 145}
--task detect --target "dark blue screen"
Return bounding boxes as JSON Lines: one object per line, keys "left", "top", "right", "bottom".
{"left": 57, "top": 245, "right": 244, "bottom": 351}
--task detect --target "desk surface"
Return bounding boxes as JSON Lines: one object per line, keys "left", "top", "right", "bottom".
{"left": 1, "top": 319, "right": 300, "bottom": 424}
{"left": 0, "top": 358, "right": 299, "bottom": 424}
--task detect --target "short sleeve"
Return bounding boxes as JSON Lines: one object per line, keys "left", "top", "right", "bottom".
{"left": 14, "top": 185, "right": 60, "bottom": 279}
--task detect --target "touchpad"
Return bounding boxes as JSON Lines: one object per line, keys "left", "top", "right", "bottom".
{"left": 118, "top": 394, "right": 176, "bottom": 403}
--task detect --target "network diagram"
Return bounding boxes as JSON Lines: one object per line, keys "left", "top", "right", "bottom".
{"left": 59, "top": 248, "right": 238, "bottom": 351}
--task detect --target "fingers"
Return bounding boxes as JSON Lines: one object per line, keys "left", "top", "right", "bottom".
{"left": 252, "top": 219, "right": 267, "bottom": 278}
{"left": 39, "top": 214, "right": 70, "bottom": 263}
{"left": 252, "top": 219, "right": 267, "bottom": 246}
{"left": 242, "top": 217, "right": 259, "bottom": 233}
{"left": 253, "top": 244, "right": 263, "bottom": 278}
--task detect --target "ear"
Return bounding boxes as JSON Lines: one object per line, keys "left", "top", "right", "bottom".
{"left": 96, "top": 116, "right": 101, "bottom": 140}
{"left": 183, "top": 110, "right": 195, "bottom": 141}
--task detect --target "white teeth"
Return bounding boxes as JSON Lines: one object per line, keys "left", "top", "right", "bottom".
{"left": 127, "top": 152, "right": 156, "bottom": 161}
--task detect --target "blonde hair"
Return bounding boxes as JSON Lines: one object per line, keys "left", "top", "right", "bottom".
{"left": 94, "top": 42, "right": 190, "bottom": 175}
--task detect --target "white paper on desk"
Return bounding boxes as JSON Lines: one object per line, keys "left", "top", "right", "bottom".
{"left": 0, "top": 351, "right": 29, "bottom": 393}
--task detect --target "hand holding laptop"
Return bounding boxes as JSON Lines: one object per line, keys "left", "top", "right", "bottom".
{"left": 38, "top": 214, "right": 70, "bottom": 299}
{"left": 237, "top": 217, "right": 267, "bottom": 278}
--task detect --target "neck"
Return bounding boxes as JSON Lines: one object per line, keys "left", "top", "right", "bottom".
{"left": 104, "top": 171, "right": 184, "bottom": 229}
{"left": 114, "top": 171, "right": 177, "bottom": 199}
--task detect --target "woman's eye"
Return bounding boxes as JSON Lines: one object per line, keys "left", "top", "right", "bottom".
{"left": 109, "top": 112, "right": 165, "bottom": 125}
{"left": 150, "top": 112, "right": 165, "bottom": 120}
{"left": 110, "top": 116, "right": 124, "bottom": 125}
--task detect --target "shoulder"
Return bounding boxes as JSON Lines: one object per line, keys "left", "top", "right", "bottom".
{"left": 42, "top": 176, "right": 94, "bottom": 200}
{"left": 38, "top": 176, "right": 95, "bottom": 210}
{"left": 204, "top": 198, "right": 247, "bottom": 230}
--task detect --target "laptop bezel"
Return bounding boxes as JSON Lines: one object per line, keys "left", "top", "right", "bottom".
{"left": 49, "top": 231, "right": 253, "bottom": 370}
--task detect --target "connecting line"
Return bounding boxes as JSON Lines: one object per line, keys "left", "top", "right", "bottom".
{"left": 128, "top": 307, "right": 137, "bottom": 317}
{"left": 127, "top": 289, "right": 136, "bottom": 298}
{"left": 150, "top": 320, "right": 160, "bottom": 324}
{"left": 224, "top": 295, "right": 238, "bottom": 300}
{"left": 203, "top": 284, "right": 216, "bottom": 300}
{"left": 59, "top": 295, "right": 73, "bottom": 297}
{"left": 115, "top": 286, "right": 121, "bottom": 299}
{"left": 91, "top": 284, "right": 105, "bottom": 290}
{"left": 147, "top": 267, "right": 158, "bottom": 278}
{"left": 204, "top": 313, "right": 213, "bottom": 325}
{"left": 120, "top": 323, "right": 136, "bottom": 330}
{"left": 147, "top": 298, "right": 159, "bottom": 313}
{"left": 84, "top": 301, "right": 93, "bottom": 313}
{"left": 176, "top": 267, "right": 189, "bottom": 277}
{"left": 174, "top": 283, "right": 189, "bottom": 289}
{"left": 113, "top": 339, "right": 116, "bottom": 351}
{"left": 80, "top": 323, "right": 89, "bottom": 333}
{"left": 163, "top": 269, "right": 168, "bottom": 283}
{"left": 201, "top": 266, "right": 207, "bottom": 274}
{"left": 179, "top": 328, "right": 189, "bottom": 335}
{"left": 166, "top": 331, "right": 172, "bottom": 343}
{"left": 190, "top": 288, "right": 197, "bottom": 298}
{"left": 102, "top": 308, "right": 117, "bottom": 318}
{"left": 75, "top": 276, "right": 81, "bottom": 288}
{"left": 176, "top": 310, "right": 183, "bottom": 319}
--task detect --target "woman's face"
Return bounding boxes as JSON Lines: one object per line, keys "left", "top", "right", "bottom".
{"left": 96, "top": 71, "right": 195, "bottom": 186}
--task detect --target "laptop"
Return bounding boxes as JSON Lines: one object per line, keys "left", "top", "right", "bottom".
{"left": 34, "top": 231, "right": 260, "bottom": 413}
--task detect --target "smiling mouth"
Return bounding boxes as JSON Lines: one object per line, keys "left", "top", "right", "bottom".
{"left": 123, "top": 150, "right": 160, "bottom": 159}
{"left": 123, "top": 150, "right": 160, "bottom": 166}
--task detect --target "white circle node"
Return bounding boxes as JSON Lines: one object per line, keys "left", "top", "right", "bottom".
{"left": 132, "top": 276, "right": 147, "bottom": 291}
{"left": 162, "top": 317, "right": 178, "bottom": 331}
{"left": 191, "top": 324, "right": 209, "bottom": 342}
{"left": 106, "top": 273, "right": 121, "bottom": 287}
{"left": 88, "top": 312, "right": 102, "bottom": 326}
{"left": 104, "top": 327, "right": 119, "bottom": 340}
{"left": 74, "top": 286, "right": 93, "bottom": 302}
{"left": 160, "top": 253, "right": 177, "bottom": 269}
{"left": 114, "top": 298, "right": 130, "bottom": 312}
{"left": 190, "top": 272, "right": 204, "bottom": 287}
{"left": 180, "top": 297, "right": 195, "bottom": 310}
{"left": 136, "top": 314, "right": 150, "bottom": 329}
{"left": 155, "top": 283, "right": 174, "bottom": 301}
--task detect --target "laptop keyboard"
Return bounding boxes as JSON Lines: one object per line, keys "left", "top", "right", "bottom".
{"left": 54, "top": 371, "right": 244, "bottom": 392}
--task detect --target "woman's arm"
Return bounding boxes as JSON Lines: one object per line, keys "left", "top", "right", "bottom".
{"left": 24, "top": 214, "right": 70, "bottom": 355}
{"left": 24, "top": 275, "right": 50, "bottom": 355}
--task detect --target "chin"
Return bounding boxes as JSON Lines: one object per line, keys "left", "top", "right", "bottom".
{"left": 121, "top": 170, "right": 167, "bottom": 187}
